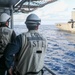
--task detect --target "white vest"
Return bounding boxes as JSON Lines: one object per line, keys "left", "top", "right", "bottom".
{"left": 15, "top": 30, "right": 47, "bottom": 75}
{"left": 0, "top": 27, "right": 13, "bottom": 57}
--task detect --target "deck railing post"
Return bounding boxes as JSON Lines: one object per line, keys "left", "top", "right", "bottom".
{"left": 10, "top": 5, "right": 14, "bottom": 29}
{"left": 44, "top": 65, "right": 56, "bottom": 75}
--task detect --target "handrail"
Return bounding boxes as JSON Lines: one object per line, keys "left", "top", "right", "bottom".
{"left": 44, "top": 65, "right": 56, "bottom": 75}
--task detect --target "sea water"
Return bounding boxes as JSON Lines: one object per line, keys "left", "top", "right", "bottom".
{"left": 14, "top": 25, "right": 75, "bottom": 75}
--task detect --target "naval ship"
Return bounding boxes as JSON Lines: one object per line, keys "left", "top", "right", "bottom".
{"left": 56, "top": 11, "right": 75, "bottom": 33}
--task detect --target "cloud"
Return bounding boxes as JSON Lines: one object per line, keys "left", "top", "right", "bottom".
{"left": 31, "top": 0, "right": 70, "bottom": 24}
{"left": 33, "top": 0, "right": 68, "bottom": 16}
{"left": 14, "top": 0, "right": 70, "bottom": 25}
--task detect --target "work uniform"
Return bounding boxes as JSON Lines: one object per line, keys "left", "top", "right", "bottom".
{"left": 0, "top": 27, "right": 15, "bottom": 57}
{"left": 0, "top": 26, "right": 16, "bottom": 75}
{"left": 4, "top": 30, "right": 47, "bottom": 75}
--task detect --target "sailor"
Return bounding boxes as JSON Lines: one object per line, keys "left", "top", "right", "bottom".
{"left": 0, "top": 13, "right": 16, "bottom": 75}
{"left": 68, "top": 19, "right": 75, "bottom": 28}
{"left": 70, "top": 19, "right": 75, "bottom": 28}
{"left": 4, "top": 14, "right": 47, "bottom": 75}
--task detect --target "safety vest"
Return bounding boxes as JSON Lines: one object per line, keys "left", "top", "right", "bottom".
{"left": 0, "top": 27, "right": 13, "bottom": 57}
{"left": 15, "top": 30, "right": 47, "bottom": 75}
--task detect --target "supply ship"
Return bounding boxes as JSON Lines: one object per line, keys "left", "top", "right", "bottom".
{"left": 56, "top": 11, "right": 75, "bottom": 33}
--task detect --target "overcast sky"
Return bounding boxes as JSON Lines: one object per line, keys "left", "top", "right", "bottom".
{"left": 14, "top": 0, "right": 75, "bottom": 25}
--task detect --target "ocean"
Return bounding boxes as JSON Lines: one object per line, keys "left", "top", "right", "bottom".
{"left": 14, "top": 24, "right": 75, "bottom": 75}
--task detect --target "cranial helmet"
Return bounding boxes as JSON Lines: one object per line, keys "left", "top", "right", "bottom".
{"left": 25, "top": 14, "right": 41, "bottom": 26}
{"left": 0, "top": 13, "right": 10, "bottom": 22}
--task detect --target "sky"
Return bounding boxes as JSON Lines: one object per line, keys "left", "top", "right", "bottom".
{"left": 14, "top": 0, "right": 75, "bottom": 25}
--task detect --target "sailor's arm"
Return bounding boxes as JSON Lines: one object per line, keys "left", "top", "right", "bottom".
{"left": 4, "top": 35, "right": 22, "bottom": 69}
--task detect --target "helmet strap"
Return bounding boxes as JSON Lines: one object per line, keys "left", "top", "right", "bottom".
{"left": 6, "top": 22, "right": 9, "bottom": 27}
{"left": 35, "top": 25, "right": 39, "bottom": 30}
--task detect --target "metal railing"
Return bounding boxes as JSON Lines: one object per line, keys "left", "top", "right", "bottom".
{"left": 43, "top": 65, "right": 56, "bottom": 75}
